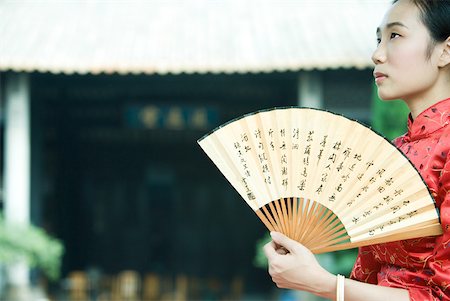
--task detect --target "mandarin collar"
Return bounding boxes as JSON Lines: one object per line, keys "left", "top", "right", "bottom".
{"left": 405, "top": 98, "right": 450, "bottom": 142}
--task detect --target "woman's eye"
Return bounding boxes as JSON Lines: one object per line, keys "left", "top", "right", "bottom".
{"left": 390, "top": 32, "right": 400, "bottom": 39}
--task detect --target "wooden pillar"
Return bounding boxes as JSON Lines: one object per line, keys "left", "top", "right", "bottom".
{"left": 297, "top": 71, "right": 323, "bottom": 109}
{"left": 3, "top": 73, "right": 31, "bottom": 286}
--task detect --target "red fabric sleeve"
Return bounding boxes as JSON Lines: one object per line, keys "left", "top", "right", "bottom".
{"left": 350, "top": 246, "right": 380, "bottom": 284}
{"left": 409, "top": 150, "right": 450, "bottom": 300}
{"left": 395, "top": 149, "right": 450, "bottom": 301}
{"left": 408, "top": 288, "right": 445, "bottom": 301}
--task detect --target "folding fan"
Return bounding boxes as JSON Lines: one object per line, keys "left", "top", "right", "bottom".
{"left": 198, "top": 107, "right": 442, "bottom": 254}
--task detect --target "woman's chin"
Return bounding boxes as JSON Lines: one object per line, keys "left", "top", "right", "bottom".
{"left": 377, "top": 91, "right": 400, "bottom": 101}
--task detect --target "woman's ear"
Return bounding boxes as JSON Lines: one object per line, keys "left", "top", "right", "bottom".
{"left": 438, "top": 36, "right": 450, "bottom": 68}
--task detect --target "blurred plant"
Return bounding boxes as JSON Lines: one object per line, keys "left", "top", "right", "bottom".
{"left": 371, "top": 83, "right": 409, "bottom": 140}
{"left": 322, "top": 249, "right": 358, "bottom": 276}
{"left": 0, "top": 214, "right": 64, "bottom": 281}
{"left": 254, "top": 233, "right": 271, "bottom": 269}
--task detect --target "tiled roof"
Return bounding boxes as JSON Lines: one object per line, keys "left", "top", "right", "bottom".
{"left": 0, "top": 0, "right": 390, "bottom": 75}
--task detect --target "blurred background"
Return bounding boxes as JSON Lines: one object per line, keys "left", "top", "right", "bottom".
{"left": 0, "top": 0, "right": 410, "bottom": 300}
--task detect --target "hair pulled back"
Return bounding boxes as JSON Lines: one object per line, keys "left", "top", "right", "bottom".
{"left": 392, "top": 0, "right": 450, "bottom": 43}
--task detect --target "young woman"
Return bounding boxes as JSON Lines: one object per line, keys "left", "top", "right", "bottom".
{"left": 263, "top": 0, "right": 450, "bottom": 300}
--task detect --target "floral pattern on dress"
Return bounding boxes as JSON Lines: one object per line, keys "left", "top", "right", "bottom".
{"left": 351, "top": 98, "right": 450, "bottom": 301}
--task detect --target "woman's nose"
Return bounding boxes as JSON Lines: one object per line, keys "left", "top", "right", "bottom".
{"left": 371, "top": 43, "right": 387, "bottom": 65}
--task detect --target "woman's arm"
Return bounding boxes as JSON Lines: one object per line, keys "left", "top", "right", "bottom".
{"left": 264, "top": 232, "right": 410, "bottom": 301}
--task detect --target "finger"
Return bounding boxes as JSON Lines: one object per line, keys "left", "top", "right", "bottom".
{"left": 263, "top": 241, "right": 279, "bottom": 260}
{"left": 270, "top": 231, "right": 299, "bottom": 253}
{"left": 276, "top": 246, "right": 289, "bottom": 255}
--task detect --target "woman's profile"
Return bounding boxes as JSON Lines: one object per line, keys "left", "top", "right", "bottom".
{"left": 264, "top": 0, "right": 450, "bottom": 300}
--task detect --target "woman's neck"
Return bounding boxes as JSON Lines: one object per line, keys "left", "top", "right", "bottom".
{"left": 404, "top": 75, "right": 450, "bottom": 119}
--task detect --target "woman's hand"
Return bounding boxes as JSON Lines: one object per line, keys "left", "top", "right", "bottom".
{"left": 263, "top": 231, "right": 336, "bottom": 298}
{"left": 264, "top": 232, "right": 411, "bottom": 301}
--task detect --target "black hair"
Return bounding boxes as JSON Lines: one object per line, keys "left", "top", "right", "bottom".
{"left": 393, "top": 0, "right": 450, "bottom": 57}
{"left": 392, "top": 0, "right": 450, "bottom": 42}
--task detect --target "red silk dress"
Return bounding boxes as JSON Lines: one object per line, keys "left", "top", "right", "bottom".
{"left": 350, "top": 98, "right": 450, "bottom": 300}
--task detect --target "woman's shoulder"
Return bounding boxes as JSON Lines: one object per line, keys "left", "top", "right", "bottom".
{"left": 391, "top": 133, "right": 408, "bottom": 147}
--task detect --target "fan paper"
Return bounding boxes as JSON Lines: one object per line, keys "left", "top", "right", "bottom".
{"left": 198, "top": 108, "right": 442, "bottom": 253}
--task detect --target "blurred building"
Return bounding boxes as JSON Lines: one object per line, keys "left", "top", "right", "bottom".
{"left": 0, "top": 0, "right": 390, "bottom": 299}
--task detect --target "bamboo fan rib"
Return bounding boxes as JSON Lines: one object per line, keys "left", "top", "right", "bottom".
{"left": 198, "top": 107, "right": 443, "bottom": 253}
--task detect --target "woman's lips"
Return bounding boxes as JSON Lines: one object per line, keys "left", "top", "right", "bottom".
{"left": 374, "top": 72, "right": 387, "bottom": 84}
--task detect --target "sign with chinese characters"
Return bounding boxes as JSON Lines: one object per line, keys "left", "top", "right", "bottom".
{"left": 125, "top": 105, "right": 219, "bottom": 130}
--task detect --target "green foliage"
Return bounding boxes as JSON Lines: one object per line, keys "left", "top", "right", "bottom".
{"left": 0, "top": 214, "right": 64, "bottom": 281}
{"left": 253, "top": 233, "right": 271, "bottom": 268}
{"left": 318, "top": 249, "right": 358, "bottom": 276}
{"left": 371, "top": 84, "right": 409, "bottom": 140}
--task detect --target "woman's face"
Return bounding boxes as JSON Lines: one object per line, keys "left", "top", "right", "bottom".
{"left": 372, "top": 0, "right": 442, "bottom": 102}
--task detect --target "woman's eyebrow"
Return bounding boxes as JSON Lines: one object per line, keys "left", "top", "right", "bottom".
{"left": 376, "top": 21, "right": 409, "bottom": 35}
